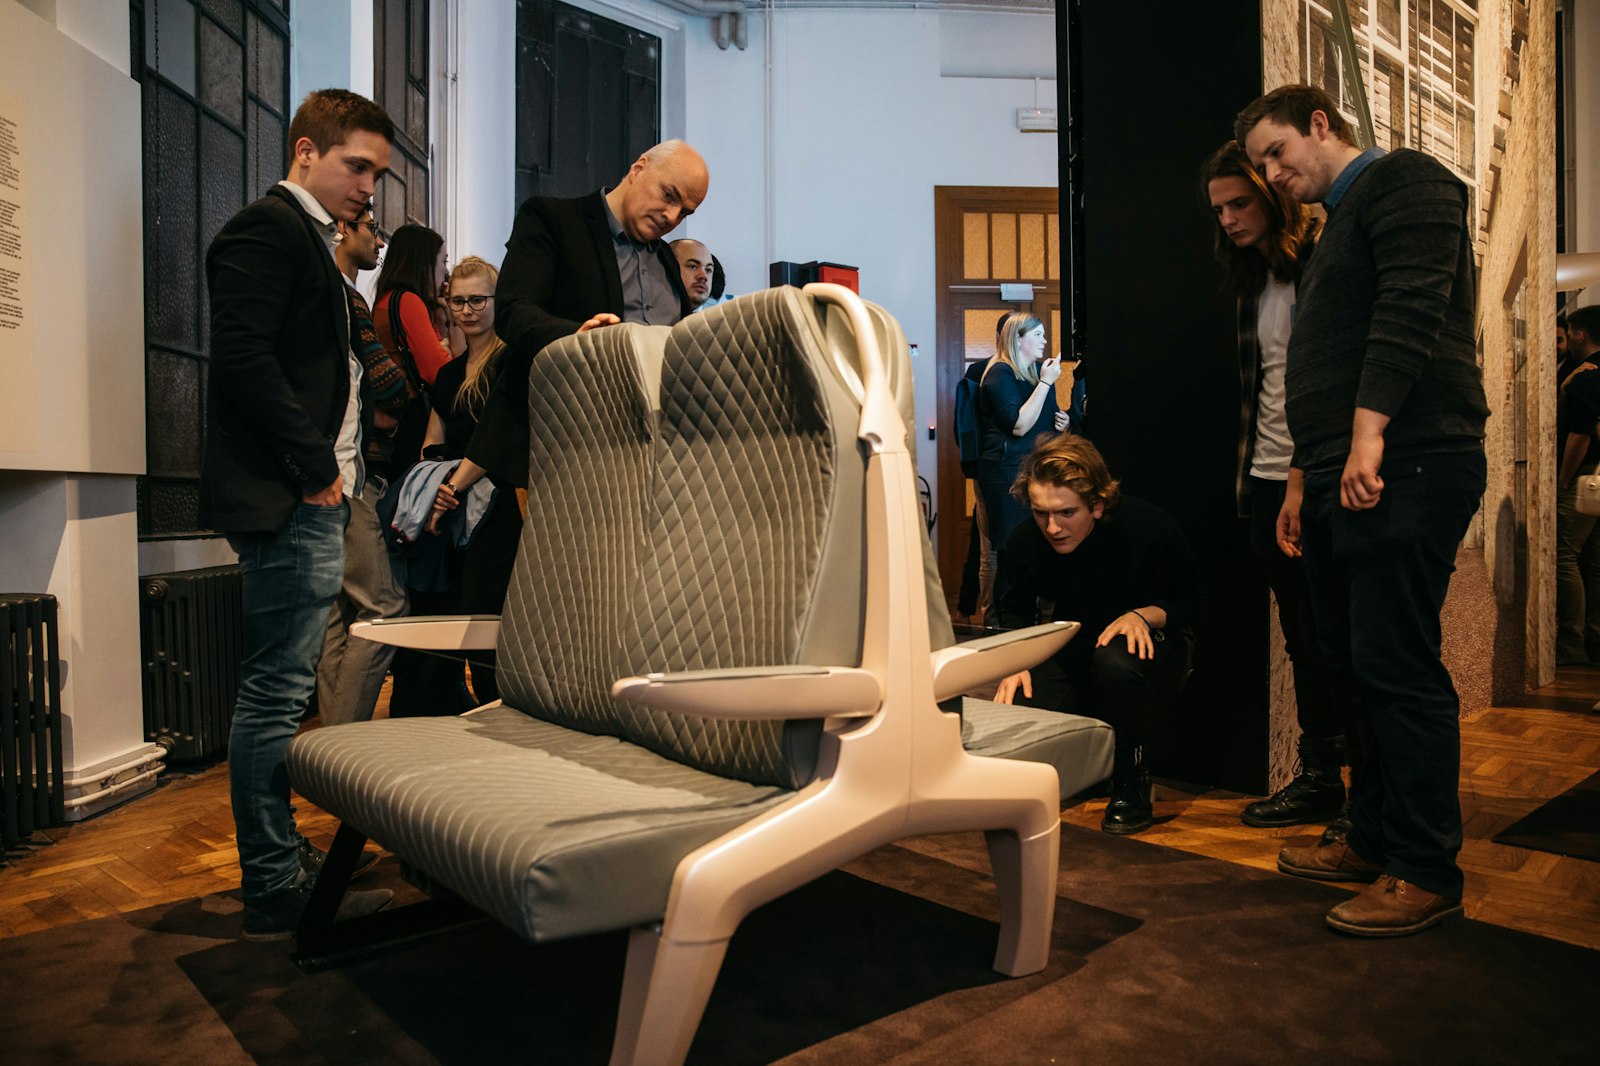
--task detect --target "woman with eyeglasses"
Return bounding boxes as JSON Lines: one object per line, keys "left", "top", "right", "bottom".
{"left": 425, "top": 256, "right": 520, "bottom": 706}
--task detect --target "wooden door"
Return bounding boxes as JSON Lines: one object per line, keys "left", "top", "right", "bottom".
{"left": 932, "top": 187, "right": 1063, "bottom": 609}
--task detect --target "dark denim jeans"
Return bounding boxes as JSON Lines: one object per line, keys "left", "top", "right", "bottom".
{"left": 227, "top": 500, "right": 347, "bottom": 902}
{"left": 1247, "top": 476, "right": 1346, "bottom": 743}
{"left": 1299, "top": 450, "right": 1485, "bottom": 898}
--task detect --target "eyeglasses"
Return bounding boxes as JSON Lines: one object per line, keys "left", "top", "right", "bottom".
{"left": 446, "top": 294, "right": 493, "bottom": 311}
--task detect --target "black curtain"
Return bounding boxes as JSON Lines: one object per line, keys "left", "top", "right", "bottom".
{"left": 1062, "top": 2, "right": 1271, "bottom": 792}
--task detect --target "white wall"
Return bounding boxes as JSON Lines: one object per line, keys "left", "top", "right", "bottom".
{"left": 0, "top": 0, "right": 161, "bottom": 810}
{"left": 444, "top": 0, "right": 518, "bottom": 267}
{"left": 680, "top": 9, "right": 1058, "bottom": 489}
{"left": 443, "top": 3, "right": 1056, "bottom": 495}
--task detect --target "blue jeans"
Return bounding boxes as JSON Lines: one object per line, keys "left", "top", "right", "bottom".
{"left": 1299, "top": 450, "right": 1484, "bottom": 899}
{"left": 227, "top": 500, "right": 348, "bottom": 902}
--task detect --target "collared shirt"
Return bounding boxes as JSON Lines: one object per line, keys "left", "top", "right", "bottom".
{"left": 1323, "top": 146, "right": 1386, "bottom": 214}
{"left": 277, "top": 180, "right": 362, "bottom": 495}
{"left": 276, "top": 179, "right": 343, "bottom": 256}
{"left": 600, "top": 189, "right": 680, "bottom": 325}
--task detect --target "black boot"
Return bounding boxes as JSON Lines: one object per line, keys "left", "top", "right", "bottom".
{"left": 1241, "top": 735, "right": 1346, "bottom": 828}
{"left": 1102, "top": 767, "right": 1154, "bottom": 835}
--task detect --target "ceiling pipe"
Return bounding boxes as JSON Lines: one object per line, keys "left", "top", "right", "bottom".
{"left": 653, "top": 0, "right": 749, "bottom": 51}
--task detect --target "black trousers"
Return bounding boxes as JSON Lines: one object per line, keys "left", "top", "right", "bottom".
{"left": 457, "top": 491, "right": 523, "bottom": 705}
{"left": 389, "top": 490, "right": 523, "bottom": 715}
{"left": 1299, "top": 450, "right": 1484, "bottom": 898}
{"left": 1019, "top": 632, "right": 1191, "bottom": 777}
{"left": 978, "top": 468, "right": 1028, "bottom": 610}
{"left": 1247, "top": 476, "right": 1346, "bottom": 744}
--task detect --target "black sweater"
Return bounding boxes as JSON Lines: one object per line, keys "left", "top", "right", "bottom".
{"left": 1286, "top": 150, "right": 1488, "bottom": 474}
{"left": 997, "top": 496, "right": 1207, "bottom": 676}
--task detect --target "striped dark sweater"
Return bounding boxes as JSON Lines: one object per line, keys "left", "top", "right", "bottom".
{"left": 1286, "top": 149, "right": 1488, "bottom": 473}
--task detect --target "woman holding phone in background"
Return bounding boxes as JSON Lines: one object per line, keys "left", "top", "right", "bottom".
{"left": 977, "top": 313, "right": 1069, "bottom": 608}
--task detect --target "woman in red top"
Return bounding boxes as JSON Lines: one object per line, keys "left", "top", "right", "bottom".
{"left": 372, "top": 224, "right": 453, "bottom": 388}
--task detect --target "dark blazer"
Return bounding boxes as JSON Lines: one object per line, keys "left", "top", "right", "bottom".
{"left": 469, "top": 190, "right": 691, "bottom": 487}
{"left": 200, "top": 184, "right": 352, "bottom": 534}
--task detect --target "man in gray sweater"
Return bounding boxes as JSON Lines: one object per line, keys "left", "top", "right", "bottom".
{"left": 1238, "top": 86, "right": 1489, "bottom": 938}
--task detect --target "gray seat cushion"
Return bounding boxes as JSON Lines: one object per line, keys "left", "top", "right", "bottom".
{"left": 962, "top": 699, "right": 1115, "bottom": 800}
{"left": 289, "top": 707, "right": 793, "bottom": 943}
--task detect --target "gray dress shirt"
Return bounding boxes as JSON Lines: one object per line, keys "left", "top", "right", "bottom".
{"left": 601, "top": 190, "right": 680, "bottom": 325}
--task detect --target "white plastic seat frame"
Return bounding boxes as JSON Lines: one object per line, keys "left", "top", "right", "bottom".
{"left": 351, "top": 284, "right": 1077, "bottom": 1066}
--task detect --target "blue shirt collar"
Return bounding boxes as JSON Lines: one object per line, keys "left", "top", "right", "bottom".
{"left": 1324, "top": 147, "right": 1386, "bottom": 214}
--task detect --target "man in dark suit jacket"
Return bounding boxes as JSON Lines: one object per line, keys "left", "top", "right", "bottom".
{"left": 202, "top": 88, "right": 395, "bottom": 940}
{"left": 442, "top": 141, "right": 709, "bottom": 494}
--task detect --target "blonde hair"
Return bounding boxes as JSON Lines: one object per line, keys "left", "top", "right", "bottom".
{"left": 993, "top": 314, "right": 1044, "bottom": 385}
{"left": 1010, "top": 432, "right": 1122, "bottom": 515}
{"left": 448, "top": 256, "right": 506, "bottom": 418}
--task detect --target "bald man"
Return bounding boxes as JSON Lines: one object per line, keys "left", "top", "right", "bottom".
{"left": 456, "top": 141, "right": 710, "bottom": 492}
{"left": 671, "top": 238, "right": 714, "bottom": 311}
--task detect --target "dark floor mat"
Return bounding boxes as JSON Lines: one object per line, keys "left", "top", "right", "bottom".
{"left": 1, "top": 826, "right": 1595, "bottom": 1065}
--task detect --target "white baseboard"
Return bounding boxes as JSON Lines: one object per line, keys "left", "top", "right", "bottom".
{"left": 61, "top": 743, "right": 167, "bottom": 822}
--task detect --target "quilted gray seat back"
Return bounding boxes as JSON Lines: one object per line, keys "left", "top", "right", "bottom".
{"left": 495, "top": 322, "right": 668, "bottom": 752}
{"left": 496, "top": 289, "right": 948, "bottom": 790}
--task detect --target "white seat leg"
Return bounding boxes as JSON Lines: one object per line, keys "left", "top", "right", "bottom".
{"left": 610, "top": 925, "right": 731, "bottom": 1066}
{"left": 984, "top": 821, "right": 1060, "bottom": 975}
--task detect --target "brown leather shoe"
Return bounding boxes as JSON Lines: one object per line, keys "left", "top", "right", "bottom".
{"left": 1325, "top": 875, "right": 1463, "bottom": 937}
{"left": 1277, "top": 838, "right": 1382, "bottom": 883}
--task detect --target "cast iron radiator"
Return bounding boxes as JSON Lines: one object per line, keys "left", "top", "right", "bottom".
{"left": 1, "top": 593, "right": 66, "bottom": 850}
{"left": 140, "top": 566, "right": 244, "bottom": 761}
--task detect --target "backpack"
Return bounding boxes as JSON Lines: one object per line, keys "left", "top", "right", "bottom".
{"left": 954, "top": 360, "right": 986, "bottom": 478}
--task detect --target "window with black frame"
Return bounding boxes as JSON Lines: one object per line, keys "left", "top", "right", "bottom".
{"left": 515, "top": 0, "right": 661, "bottom": 205}
{"left": 373, "top": 0, "right": 430, "bottom": 233}
{"left": 131, "top": 0, "right": 291, "bottom": 538}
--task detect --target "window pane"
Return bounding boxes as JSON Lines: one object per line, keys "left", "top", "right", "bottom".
{"left": 249, "top": 12, "right": 286, "bottom": 114}
{"left": 1047, "top": 213, "right": 1060, "bottom": 280}
{"left": 964, "top": 308, "right": 1007, "bottom": 365}
{"left": 146, "top": 83, "right": 199, "bottom": 350}
{"left": 990, "top": 213, "right": 1017, "bottom": 280}
{"left": 146, "top": 349, "right": 202, "bottom": 476}
{"left": 247, "top": 99, "right": 283, "bottom": 200}
{"left": 200, "top": 16, "right": 244, "bottom": 126}
{"left": 200, "top": 0, "right": 244, "bottom": 36}
{"left": 1018, "top": 213, "right": 1045, "bottom": 279}
{"left": 147, "top": 0, "right": 198, "bottom": 97}
{"left": 963, "top": 213, "right": 989, "bottom": 279}
{"left": 199, "top": 115, "right": 244, "bottom": 257}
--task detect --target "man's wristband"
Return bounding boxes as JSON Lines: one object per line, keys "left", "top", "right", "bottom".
{"left": 1128, "top": 610, "right": 1151, "bottom": 631}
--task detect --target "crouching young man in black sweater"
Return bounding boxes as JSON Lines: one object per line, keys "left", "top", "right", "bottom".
{"left": 992, "top": 434, "right": 1207, "bottom": 835}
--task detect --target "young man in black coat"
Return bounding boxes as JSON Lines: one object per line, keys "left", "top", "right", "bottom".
{"left": 202, "top": 88, "right": 395, "bottom": 939}
{"left": 1240, "top": 85, "right": 1489, "bottom": 938}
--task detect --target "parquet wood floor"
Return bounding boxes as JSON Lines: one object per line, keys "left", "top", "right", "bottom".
{"left": 4, "top": 672, "right": 1599, "bottom": 949}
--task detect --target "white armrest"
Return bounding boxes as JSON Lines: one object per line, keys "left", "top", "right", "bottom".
{"left": 611, "top": 665, "right": 882, "bottom": 720}
{"left": 349, "top": 615, "right": 500, "bottom": 650}
{"left": 929, "top": 622, "right": 1080, "bottom": 702}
